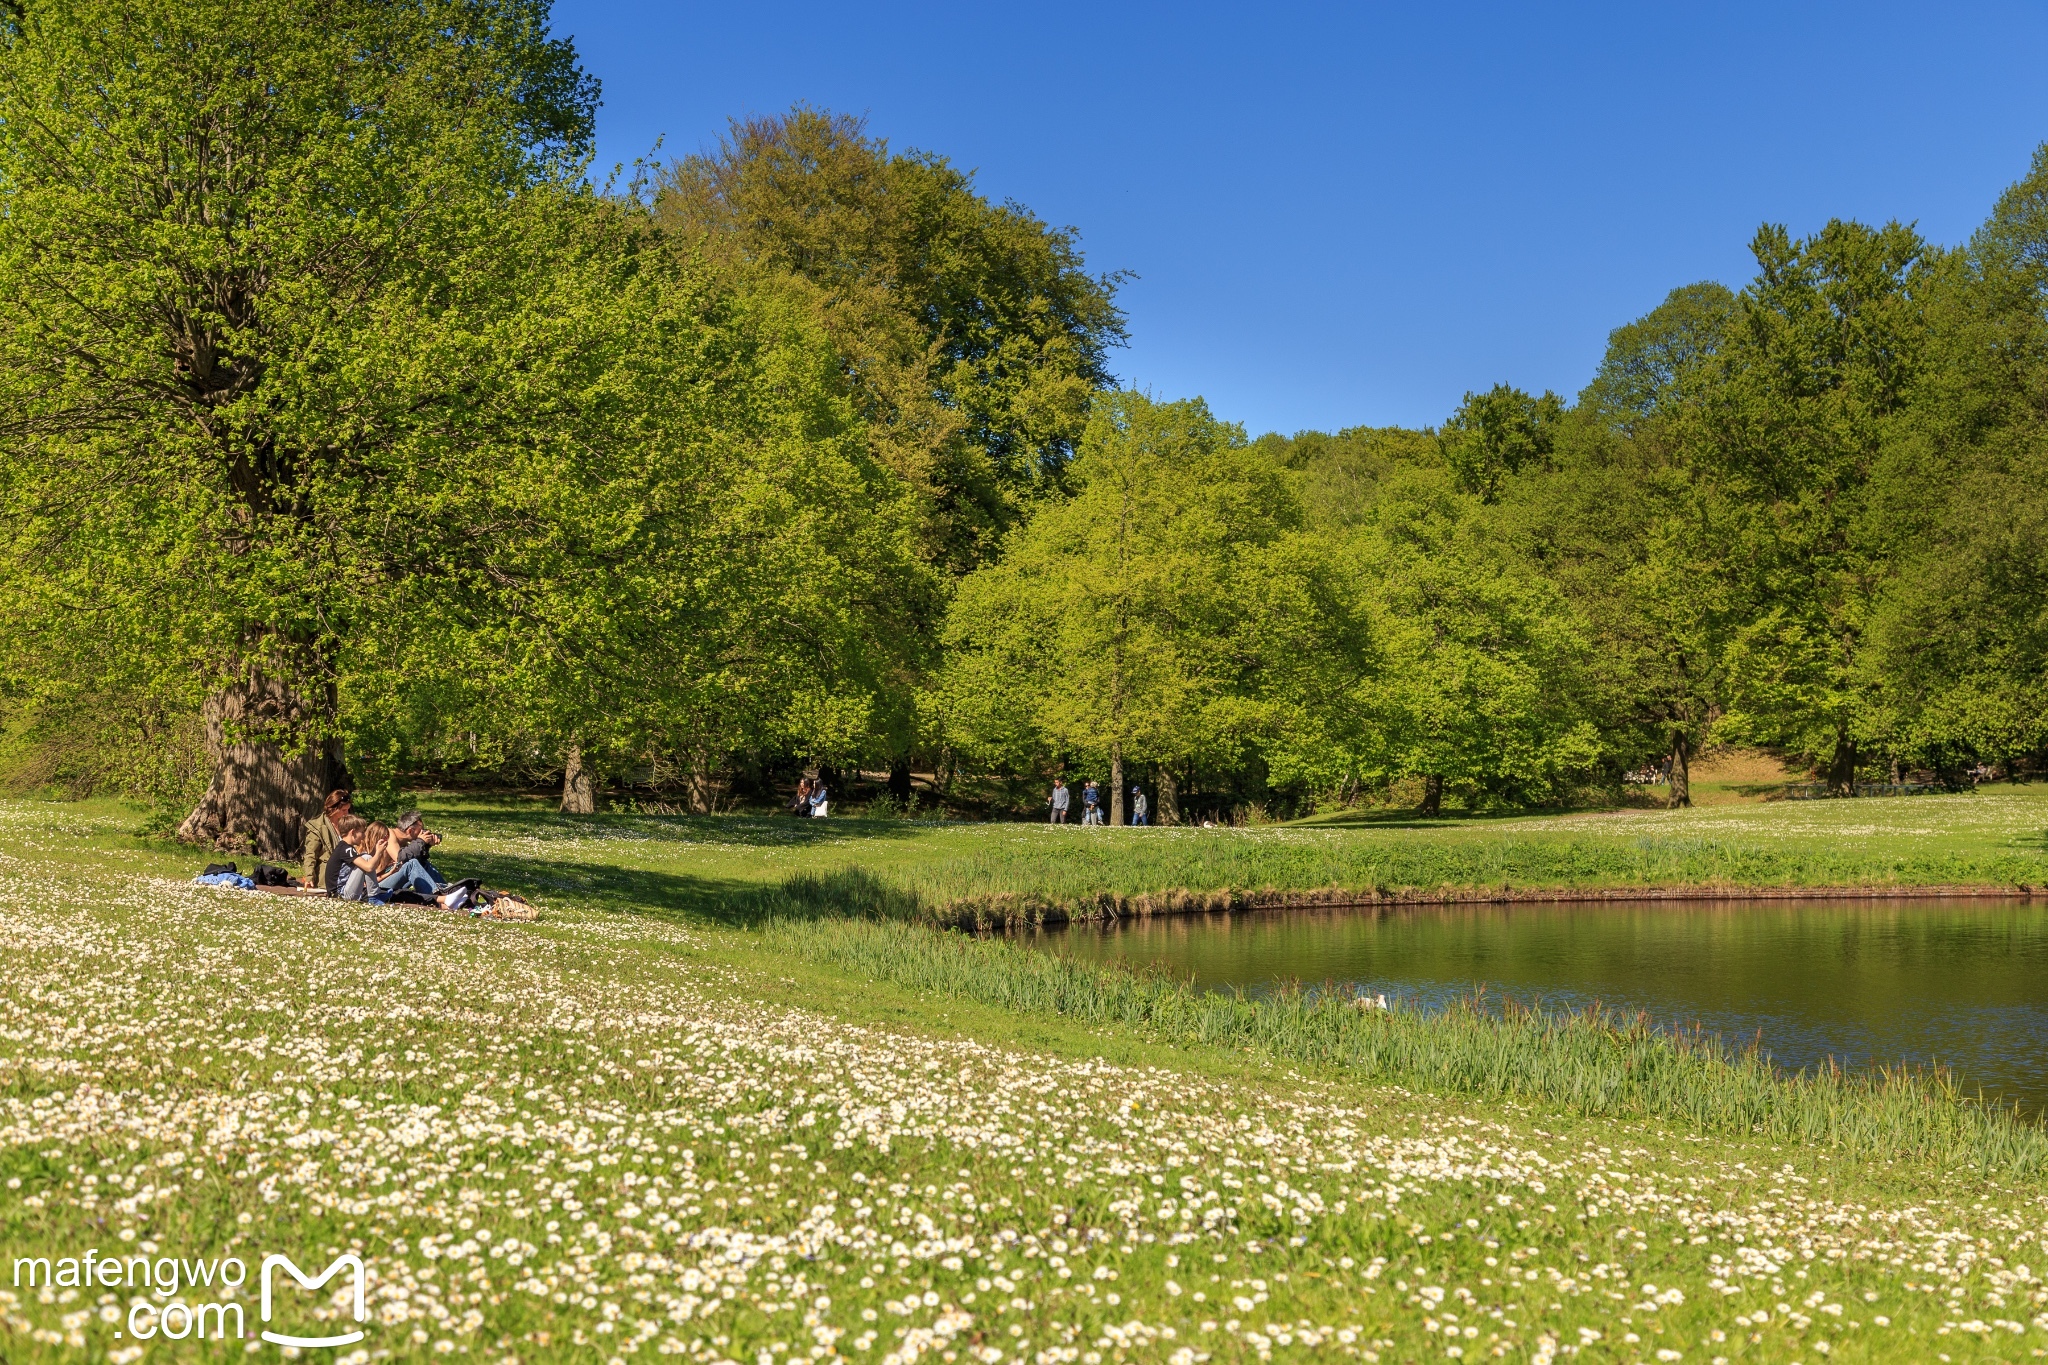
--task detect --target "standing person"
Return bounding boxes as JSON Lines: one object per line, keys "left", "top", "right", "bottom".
{"left": 1082, "top": 780, "right": 1102, "bottom": 826}
{"left": 1131, "top": 785, "right": 1148, "bottom": 826}
{"left": 808, "top": 779, "right": 830, "bottom": 818}
{"left": 1048, "top": 777, "right": 1071, "bottom": 824}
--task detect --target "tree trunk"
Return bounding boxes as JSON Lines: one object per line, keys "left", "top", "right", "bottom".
{"left": 177, "top": 672, "right": 345, "bottom": 860}
{"left": 888, "top": 757, "right": 913, "bottom": 803}
{"left": 1157, "top": 767, "right": 1179, "bottom": 826}
{"left": 1110, "top": 744, "right": 1125, "bottom": 825}
{"left": 1420, "top": 773, "right": 1443, "bottom": 815}
{"left": 1668, "top": 731, "right": 1691, "bottom": 809}
{"left": 561, "top": 743, "right": 595, "bottom": 814}
{"left": 685, "top": 750, "right": 717, "bottom": 815}
{"left": 1826, "top": 733, "right": 1858, "bottom": 796}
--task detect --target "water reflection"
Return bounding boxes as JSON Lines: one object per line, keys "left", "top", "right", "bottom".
{"left": 1024, "top": 898, "right": 2048, "bottom": 1113}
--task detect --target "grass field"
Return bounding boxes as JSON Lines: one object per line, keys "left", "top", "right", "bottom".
{"left": 411, "top": 783, "right": 2048, "bottom": 925}
{"left": 3, "top": 793, "right": 2048, "bottom": 1363}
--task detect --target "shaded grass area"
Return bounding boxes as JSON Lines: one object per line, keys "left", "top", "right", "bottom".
{"left": 761, "top": 912, "right": 2048, "bottom": 1176}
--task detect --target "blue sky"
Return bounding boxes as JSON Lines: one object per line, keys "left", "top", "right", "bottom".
{"left": 552, "top": 1, "right": 2048, "bottom": 437}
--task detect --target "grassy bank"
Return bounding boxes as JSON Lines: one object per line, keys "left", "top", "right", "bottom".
{"left": 4, "top": 797, "right": 2048, "bottom": 1362}
{"left": 765, "top": 917, "right": 2048, "bottom": 1173}
{"left": 405, "top": 784, "right": 2048, "bottom": 927}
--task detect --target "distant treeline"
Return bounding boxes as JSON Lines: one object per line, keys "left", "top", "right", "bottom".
{"left": 0, "top": 1, "right": 2042, "bottom": 846}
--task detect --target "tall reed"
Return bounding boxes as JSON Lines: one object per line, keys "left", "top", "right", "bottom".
{"left": 761, "top": 913, "right": 2048, "bottom": 1175}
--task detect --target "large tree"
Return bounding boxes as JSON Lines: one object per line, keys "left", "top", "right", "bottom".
{"left": 1680, "top": 220, "right": 1929, "bottom": 790}
{"left": 0, "top": 0, "right": 931, "bottom": 841}
{"left": 1498, "top": 284, "right": 1741, "bottom": 806}
{"left": 0, "top": 0, "right": 601, "bottom": 852}
{"left": 940, "top": 393, "right": 1356, "bottom": 822}
{"left": 656, "top": 107, "right": 1128, "bottom": 576}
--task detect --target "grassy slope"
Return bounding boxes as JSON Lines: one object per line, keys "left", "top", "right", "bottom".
{"left": 2, "top": 797, "right": 2047, "bottom": 1363}
{"left": 403, "top": 786, "right": 2048, "bottom": 927}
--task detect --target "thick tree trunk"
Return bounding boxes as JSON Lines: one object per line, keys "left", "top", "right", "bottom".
{"left": 1668, "top": 731, "right": 1692, "bottom": 809}
{"left": 1109, "top": 745, "right": 1124, "bottom": 825}
{"left": 1826, "top": 733, "right": 1858, "bottom": 796}
{"left": 1420, "top": 773, "right": 1443, "bottom": 816}
{"left": 177, "top": 672, "right": 345, "bottom": 860}
{"left": 1157, "top": 767, "right": 1179, "bottom": 826}
{"left": 561, "top": 743, "right": 595, "bottom": 814}
{"left": 888, "top": 757, "right": 913, "bottom": 803}
{"left": 685, "top": 751, "right": 718, "bottom": 815}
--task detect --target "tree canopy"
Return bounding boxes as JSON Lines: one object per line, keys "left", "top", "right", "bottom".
{"left": 4, "top": 6, "right": 2047, "bottom": 832}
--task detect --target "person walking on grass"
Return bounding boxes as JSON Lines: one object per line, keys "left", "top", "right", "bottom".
{"left": 1048, "top": 777, "right": 1071, "bottom": 824}
{"left": 1131, "top": 785, "right": 1148, "bottom": 826}
{"left": 1082, "top": 780, "right": 1102, "bottom": 826}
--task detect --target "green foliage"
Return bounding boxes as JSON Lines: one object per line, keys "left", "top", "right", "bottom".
{"left": 656, "top": 107, "right": 1127, "bottom": 573}
{"left": 939, "top": 393, "right": 1355, "bottom": 792}
{"left": 1438, "top": 384, "right": 1564, "bottom": 502}
{"left": 0, "top": 2, "right": 935, "bottom": 806}
{"left": 1580, "top": 281, "right": 1737, "bottom": 430}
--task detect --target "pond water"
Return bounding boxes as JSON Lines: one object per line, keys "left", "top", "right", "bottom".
{"left": 1023, "top": 897, "right": 2048, "bottom": 1114}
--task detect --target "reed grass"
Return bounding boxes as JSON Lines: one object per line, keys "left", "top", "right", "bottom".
{"left": 761, "top": 911, "right": 2048, "bottom": 1175}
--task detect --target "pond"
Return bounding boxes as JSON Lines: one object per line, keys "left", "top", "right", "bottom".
{"left": 1023, "top": 897, "right": 2048, "bottom": 1115}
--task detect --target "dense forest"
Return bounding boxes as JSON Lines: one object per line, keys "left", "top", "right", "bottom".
{"left": 3, "top": 0, "right": 2046, "bottom": 850}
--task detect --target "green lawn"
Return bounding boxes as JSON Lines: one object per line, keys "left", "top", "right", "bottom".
{"left": 2, "top": 795, "right": 2047, "bottom": 1363}
{"left": 413, "top": 784, "right": 2048, "bottom": 925}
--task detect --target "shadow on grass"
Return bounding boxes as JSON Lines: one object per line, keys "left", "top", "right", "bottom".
{"left": 1287, "top": 806, "right": 1597, "bottom": 831}
{"left": 450, "top": 850, "right": 923, "bottom": 930}
{"left": 426, "top": 802, "right": 939, "bottom": 852}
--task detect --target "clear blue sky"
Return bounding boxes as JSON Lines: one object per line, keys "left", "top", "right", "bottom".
{"left": 552, "top": 1, "right": 2048, "bottom": 437}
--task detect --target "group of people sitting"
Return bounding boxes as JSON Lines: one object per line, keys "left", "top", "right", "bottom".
{"left": 302, "top": 789, "right": 475, "bottom": 909}
{"left": 788, "top": 777, "right": 830, "bottom": 818}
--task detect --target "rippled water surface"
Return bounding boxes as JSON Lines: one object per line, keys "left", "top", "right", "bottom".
{"left": 1027, "top": 897, "right": 2048, "bottom": 1113}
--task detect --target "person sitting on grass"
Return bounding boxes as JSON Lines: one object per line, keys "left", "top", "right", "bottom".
{"left": 326, "top": 830, "right": 377, "bottom": 901}
{"left": 384, "top": 810, "right": 443, "bottom": 880}
{"left": 302, "top": 788, "right": 354, "bottom": 890}
{"left": 371, "top": 852, "right": 445, "bottom": 904}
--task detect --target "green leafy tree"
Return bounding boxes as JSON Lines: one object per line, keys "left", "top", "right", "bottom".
{"left": 1439, "top": 385, "right": 1564, "bottom": 503}
{"left": 0, "top": 0, "right": 601, "bottom": 850}
{"left": 1860, "top": 144, "right": 2048, "bottom": 775}
{"left": 657, "top": 107, "right": 1128, "bottom": 575}
{"left": 1581, "top": 283, "right": 1738, "bottom": 432}
{"left": 0, "top": 0, "right": 933, "bottom": 846}
{"left": 940, "top": 393, "right": 1358, "bottom": 821}
{"left": 1496, "top": 287, "right": 1741, "bottom": 805}
{"left": 1337, "top": 466, "right": 1601, "bottom": 813}
{"left": 1681, "top": 220, "right": 1929, "bottom": 790}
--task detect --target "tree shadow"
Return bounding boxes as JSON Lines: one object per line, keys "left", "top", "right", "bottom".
{"left": 425, "top": 802, "right": 938, "bottom": 852}
{"left": 1287, "top": 806, "right": 1582, "bottom": 831}
{"left": 450, "top": 851, "right": 924, "bottom": 930}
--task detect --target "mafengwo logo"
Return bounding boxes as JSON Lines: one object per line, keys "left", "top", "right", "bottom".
{"left": 12, "top": 1247, "right": 368, "bottom": 1348}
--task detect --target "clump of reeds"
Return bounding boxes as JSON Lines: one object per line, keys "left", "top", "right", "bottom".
{"left": 759, "top": 912, "right": 2048, "bottom": 1176}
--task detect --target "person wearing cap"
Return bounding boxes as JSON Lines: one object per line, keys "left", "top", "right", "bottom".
{"left": 1130, "top": 785, "right": 1149, "bottom": 826}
